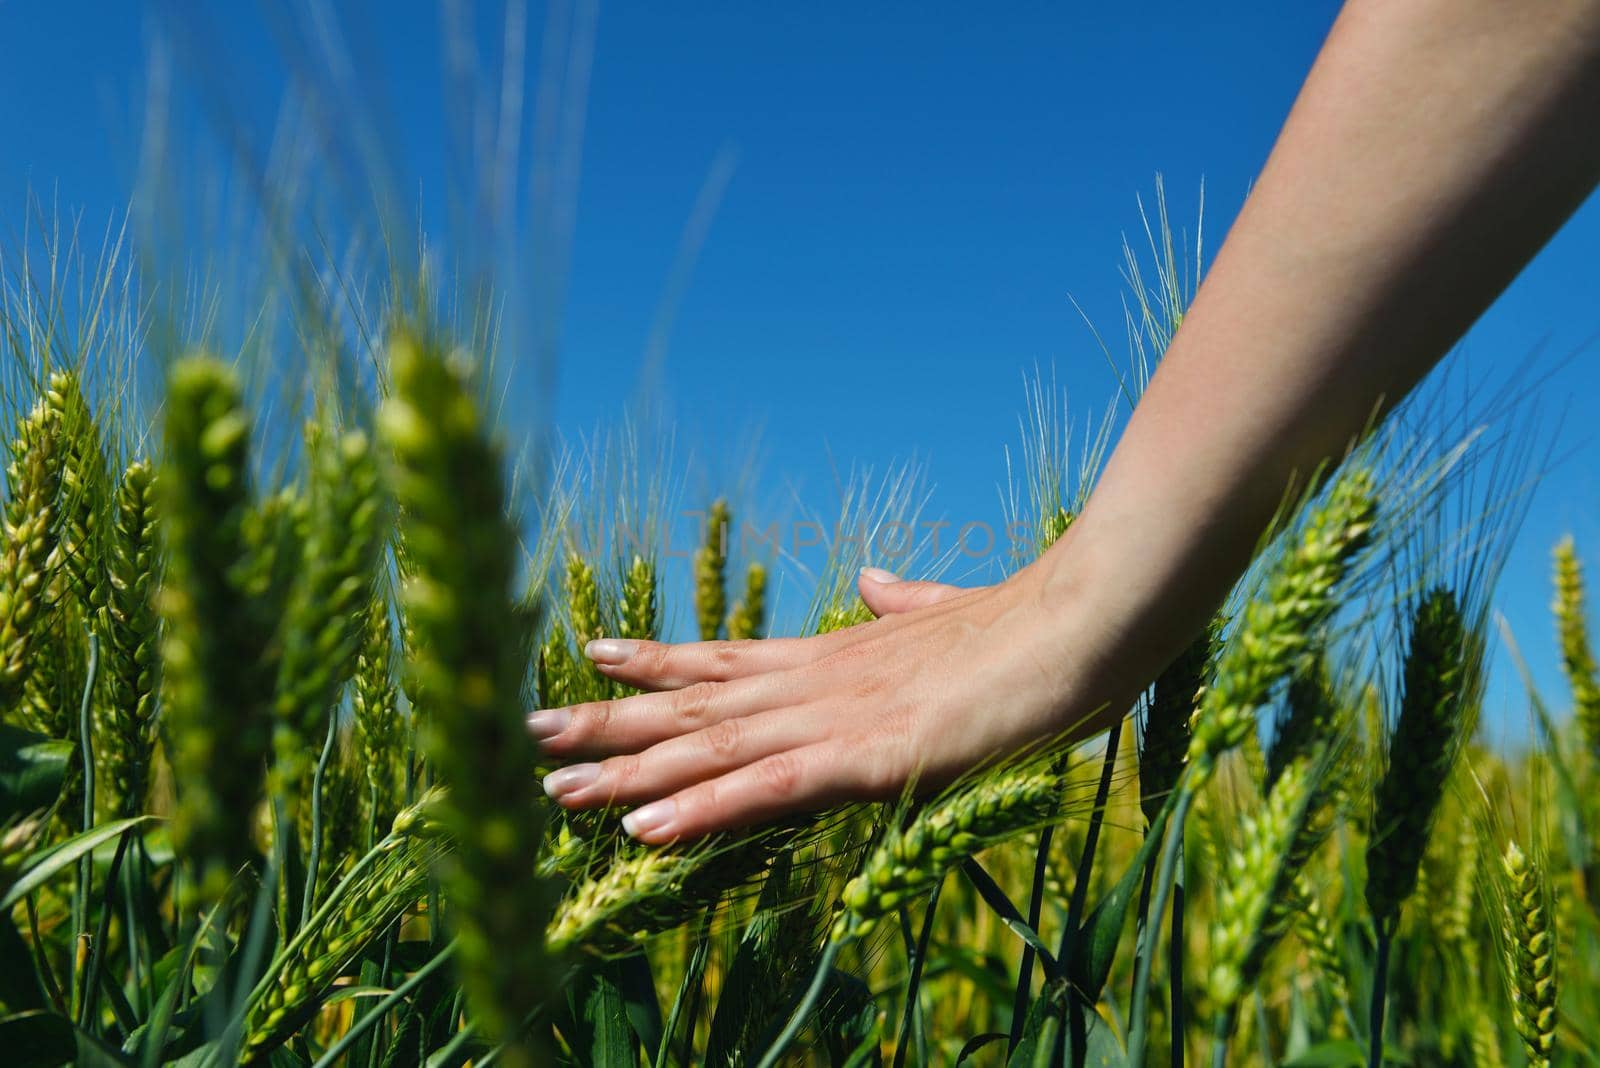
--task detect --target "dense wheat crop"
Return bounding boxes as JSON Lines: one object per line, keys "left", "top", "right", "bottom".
{"left": 0, "top": 212, "right": 1595, "bottom": 1068}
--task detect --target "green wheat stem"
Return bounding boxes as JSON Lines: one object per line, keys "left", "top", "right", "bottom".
{"left": 307, "top": 938, "right": 459, "bottom": 1068}
{"left": 78, "top": 827, "right": 131, "bottom": 1033}
{"left": 657, "top": 926, "right": 712, "bottom": 1068}
{"left": 1126, "top": 778, "right": 1197, "bottom": 1068}
{"left": 1368, "top": 923, "right": 1394, "bottom": 1068}
{"left": 893, "top": 873, "right": 946, "bottom": 1068}
{"left": 1011, "top": 823, "right": 1054, "bottom": 1047}
{"left": 1060, "top": 723, "right": 1122, "bottom": 1064}
{"left": 72, "top": 631, "right": 99, "bottom": 1021}
{"left": 754, "top": 938, "right": 843, "bottom": 1068}
{"left": 300, "top": 710, "right": 340, "bottom": 928}
{"left": 1210, "top": 1003, "right": 1239, "bottom": 1068}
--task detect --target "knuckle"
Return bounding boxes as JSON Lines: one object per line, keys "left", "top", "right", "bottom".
{"left": 602, "top": 753, "right": 641, "bottom": 791}
{"left": 702, "top": 717, "right": 743, "bottom": 759}
{"left": 754, "top": 751, "right": 803, "bottom": 798}
{"left": 580, "top": 701, "right": 613, "bottom": 736}
{"left": 672, "top": 682, "right": 718, "bottom": 726}
{"left": 641, "top": 643, "right": 673, "bottom": 677}
{"left": 710, "top": 642, "right": 741, "bottom": 673}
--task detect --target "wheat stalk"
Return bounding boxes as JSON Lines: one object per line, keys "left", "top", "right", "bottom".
{"left": 1208, "top": 759, "right": 1318, "bottom": 1023}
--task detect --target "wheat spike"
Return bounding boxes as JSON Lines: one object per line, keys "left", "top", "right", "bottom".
{"left": 1500, "top": 841, "right": 1556, "bottom": 1066}
{"left": 381, "top": 329, "right": 550, "bottom": 1064}
{"left": 1553, "top": 536, "right": 1600, "bottom": 760}
{"left": 44, "top": 370, "right": 107, "bottom": 611}
{"left": 271, "top": 428, "right": 387, "bottom": 808}
{"left": 1366, "top": 588, "right": 1475, "bottom": 932}
{"left": 243, "top": 831, "right": 442, "bottom": 1059}
{"left": 694, "top": 498, "right": 731, "bottom": 641}
{"left": 726, "top": 560, "right": 767, "bottom": 640}
{"left": 0, "top": 400, "right": 63, "bottom": 713}
{"left": 159, "top": 356, "right": 274, "bottom": 907}
{"left": 1188, "top": 469, "right": 1376, "bottom": 781}
{"left": 99, "top": 460, "right": 160, "bottom": 817}
{"left": 352, "top": 595, "right": 402, "bottom": 829}
{"left": 618, "top": 552, "right": 658, "bottom": 641}
{"left": 1141, "top": 624, "right": 1213, "bottom": 828}
{"left": 834, "top": 760, "right": 1061, "bottom": 942}
{"left": 1208, "top": 758, "right": 1318, "bottom": 1009}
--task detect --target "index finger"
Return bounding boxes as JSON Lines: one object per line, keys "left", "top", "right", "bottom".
{"left": 583, "top": 630, "right": 854, "bottom": 691}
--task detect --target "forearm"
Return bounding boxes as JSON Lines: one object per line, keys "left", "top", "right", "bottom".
{"left": 1036, "top": 0, "right": 1600, "bottom": 700}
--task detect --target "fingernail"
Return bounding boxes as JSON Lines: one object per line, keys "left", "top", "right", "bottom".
{"left": 621, "top": 799, "right": 677, "bottom": 839}
{"left": 860, "top": 566, "right": 900, "bottom": 584}
{"left": 585, "top": 638, "right": 639, "bottom": 665}
{"left": 527, "top": 709, "right": 571, "bottom": 740}
{"left": 541, "top": 763, "right": 600, "bottom": 800}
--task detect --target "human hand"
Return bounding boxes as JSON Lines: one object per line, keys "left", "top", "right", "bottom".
{"left": 531, "top": 565, "right": 1111, "bottom": 843}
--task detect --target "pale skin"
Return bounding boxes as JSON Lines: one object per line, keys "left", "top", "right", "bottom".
{"left": 531, "top": 0, "right": 1600, "bottom": 844}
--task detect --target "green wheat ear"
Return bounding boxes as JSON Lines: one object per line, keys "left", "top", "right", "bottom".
{"left": 1141, "top": 620, "right": 1214, "bottom": 828}
{"left": 726, "top": 561, "right": 767, "bottom": 640}
{"left": 538, "top": 619, "right": 576, "bottom": 710}
{"left": 1208, "top": 756, "right": 1318, "bottom": 1010}
{"left": 834, "top": 758, "right": 1062, "bottom": 942}
{"left": 618, "top": 552, "right": 659, "bottom": 641}
{"left": 563, "top": 550, "right": 609, "bottom": 702}
{"left": 1553, "top": 536, "right": 1600, "bottom": 761}
{"left": 243, "top": 830, "right": 444, "bottom": 1059}
{"left": 271, "top": 426, "right": 388, "bottom": 810}
{"left": 1366, "top": 587, "right": 1474, "bottom": 932}
{"left": 1500, "top": 841, "right": 1557, "bottom": 1067}
{"left": 1039, "top": 504, "right": 1073, "bottom": 555}
{"left": 352, "top": 595, "right": 403, "bottom": 829}
{"left": 1188, "top": 469, "right": 1377, "bottom": 782}
{"left": 694, "top": 498, "right": 731, "bottom": 641}
{"left": 45, "top": 370, "right": 109, "bottom": 612}
{"left": 100, "top": 460, "right": 160, "bottom": 818}
{"left": 546, "top": 831, "right": 785, "bottom": 955}
{"left": 159, "top": 355, "right": 274, "bottom": 907}
{"left": 0, "top": 399, "right": 63, "bottom": 716}
{"left": 380, "top": 328, "right": 550, "bottom": 1066}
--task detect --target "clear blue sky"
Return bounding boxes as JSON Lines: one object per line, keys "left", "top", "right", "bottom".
{"left": 2, "top": 3, "right": 1596, "bottom": 736}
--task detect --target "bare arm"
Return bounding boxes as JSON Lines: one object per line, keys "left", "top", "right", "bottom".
{"left": 1053, "top": 0, "right": 1600, "bottom": 688}
{"left": 534, "top": 0, "right": 1600, "bottom": 843}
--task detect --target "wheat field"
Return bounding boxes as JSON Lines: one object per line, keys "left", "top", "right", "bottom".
{"left": 0, "top": 216, "right": 1594, "bottom": 1068}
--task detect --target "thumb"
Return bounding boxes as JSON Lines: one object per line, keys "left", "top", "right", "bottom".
{"left": 857, "top": 567, "right": 970, "bottom": 617}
